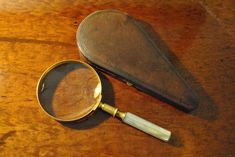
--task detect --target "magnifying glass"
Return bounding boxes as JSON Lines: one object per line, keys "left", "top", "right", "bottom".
{"left": 36, "top": 60, "right": 171, "bottom": 142}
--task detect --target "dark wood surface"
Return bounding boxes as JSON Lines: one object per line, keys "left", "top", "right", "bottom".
{"left": 0, "top": 0, "right": 234, "bottom": 156}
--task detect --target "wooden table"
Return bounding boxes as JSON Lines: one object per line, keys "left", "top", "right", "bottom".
{"left": 0, "top": 0, "right": 234, "bottom": 156}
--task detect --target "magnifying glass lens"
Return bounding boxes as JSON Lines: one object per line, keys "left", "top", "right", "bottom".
{"left": 38, "top": 62, "right": 101, "bottom": 121}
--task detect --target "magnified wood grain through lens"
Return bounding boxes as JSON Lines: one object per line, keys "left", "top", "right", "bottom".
{"left": 38, "top": 62, "right": 101, "bottom": 120}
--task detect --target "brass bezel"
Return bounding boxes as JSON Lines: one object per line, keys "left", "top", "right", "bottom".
{"left": 36, "top": 59, "right": 102, "bottom": 122}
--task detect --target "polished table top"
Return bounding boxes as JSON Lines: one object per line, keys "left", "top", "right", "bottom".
{"left": 0, "top": 0, "right": 234, "bottom": 156}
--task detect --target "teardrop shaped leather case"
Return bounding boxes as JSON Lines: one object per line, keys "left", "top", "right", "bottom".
{"left": 77, "top": 10, "right": 198, "bottom": 111}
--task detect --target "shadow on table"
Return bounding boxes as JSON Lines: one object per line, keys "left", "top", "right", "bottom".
{"left": 168, "top": 132, "right": 184, "bottom": 148}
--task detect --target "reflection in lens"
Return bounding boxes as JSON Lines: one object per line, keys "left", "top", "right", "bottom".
{"left": 38, "top": 62, "right": 101, "bottom": 120}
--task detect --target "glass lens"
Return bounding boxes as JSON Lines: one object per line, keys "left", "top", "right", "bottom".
{"left": 37, "top": 61, "right": 101, "bottom": 120}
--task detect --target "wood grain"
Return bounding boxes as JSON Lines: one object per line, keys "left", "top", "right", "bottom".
{"left": 0, "top": 0, "right": 234, "bottom": 157}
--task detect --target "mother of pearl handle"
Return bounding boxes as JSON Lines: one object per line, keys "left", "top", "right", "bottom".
{"left": 99, "top": 103, "right": 171, "bottom": 142}
{"left": 123, "top": 112, "right": 171, "bottom": 142}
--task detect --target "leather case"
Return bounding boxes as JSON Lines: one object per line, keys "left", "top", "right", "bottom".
{"left": 77, "top": 10, "right": 198, "bottom": 111}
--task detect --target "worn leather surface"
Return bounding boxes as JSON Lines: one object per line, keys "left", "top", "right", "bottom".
{"left": 77, "top": 10, "right": 198, "bottom": 111}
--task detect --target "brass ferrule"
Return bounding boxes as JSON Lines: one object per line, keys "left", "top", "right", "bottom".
{"left": 115, "top": 111, "right": 126, "bottom": 120}
{"left": 99, "top": 103, "right": 126, "bottom": 120}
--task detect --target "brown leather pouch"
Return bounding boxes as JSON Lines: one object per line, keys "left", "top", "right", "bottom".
{"left": 77, "top": 10, "right": 198, "bottom": 111}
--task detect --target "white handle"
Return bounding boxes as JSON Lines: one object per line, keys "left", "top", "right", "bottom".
{"left": 123, "top": 112, "right": 171, "bottom": 142}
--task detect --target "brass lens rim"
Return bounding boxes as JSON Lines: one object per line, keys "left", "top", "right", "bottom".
{"left": 36, "top": 59, "right": 102, "bottom": 122}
